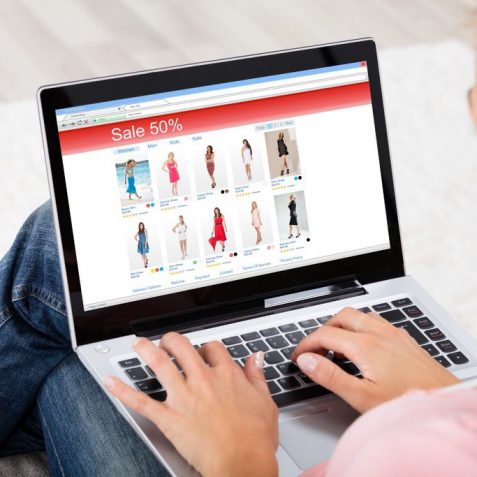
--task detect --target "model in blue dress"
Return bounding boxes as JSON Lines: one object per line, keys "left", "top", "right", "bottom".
{"left": 135, "top": 222, "right": 149, "bottom": 267}
{"left": 124, "top": 159, "right": 142, "bottom": 200}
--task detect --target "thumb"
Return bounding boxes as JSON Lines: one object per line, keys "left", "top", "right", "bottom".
{"left": 296, "top": 353, "right": 366, "bottom": 410}
{"left": 244, "top": 351, "right": 269, "bottom": 395}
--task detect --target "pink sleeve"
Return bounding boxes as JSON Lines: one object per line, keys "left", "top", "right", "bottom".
{"left": 300, "top": 388, "right": 477, "bottom": 477}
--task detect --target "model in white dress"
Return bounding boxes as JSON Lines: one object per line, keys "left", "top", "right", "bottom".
{"left": 241, "top": 140, "right": 253, "bottom": 181}
{"left": 173, "top": 217, "right": 188, "bottom": 259}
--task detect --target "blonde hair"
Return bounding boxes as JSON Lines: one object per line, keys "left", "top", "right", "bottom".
{"left": 167, "top": 152, "right": 177, "bottom": 164}
{"left": 278, "top": 132, "right": 284, "bottom": 140}
{"left": 251, "top": 201, "right": 258, "bottom": 213}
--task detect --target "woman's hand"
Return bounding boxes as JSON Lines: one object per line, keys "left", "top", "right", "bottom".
{"left": 105, "top": 334, "right": 278, "bottom": 477}
{"left": 292, "top": 307, "right": 459, "bottom": 413}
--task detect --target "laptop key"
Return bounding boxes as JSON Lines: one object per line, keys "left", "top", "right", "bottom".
{"left": 394, "top": 321, "right": 428, "bottom": 345}
{"left": 125, "top": 367, "right": 148, "bottom": 381}
{"left": 434, "top": 355, "right": 451, "bottom": 368}
{"left": 135, "top": 378, "right": 162, "bottom": 392}
{"left": 338, "top": 361, "right": 360, "bottom": 376}
{"left": 436, "top": 340, "right": 457, "bottom": 354}
{"left": 227, "top": 345, "right": 249, "bottom": 358}
{"left": 285, "top": 331, "right": 306, "bottom": 345}
{"left": 421, "top": 343, "right": 439, "bottom": 357}
{"left": 265, "top": 351, "right": 285, "bottom": 364}
{"left": 222, "top": 336, "right": 241, "bottom": 346}
{"left": 246, "top": 340, "right": 270, "bottom": 353}
{"left": 149, "top": 391, "right": 167, "bottom": 401}
{"left": 358, "top": 307, "right": 371, "bottom": 313}
{"left": 118, "top": 358, "right": 140, "bottom": 368}
{"left": 277, "top": 362, "right": 300, "bottom": 375}
{"left": 241, "top": 331, "right": 261, "bottom": 341}
{"left": 272, "top": 384, "right": 331, "bottom": 407}
{"left": 425, "top": 328, "right": 446, "bottom": 341}
{"left": 278, "top": 323, "right": 298, "bottom": 333}
{"left": 380, "top": 309, "right": 406, "bottom": 323}
{"left": 391, "top": 298, "right": 413, "bottom": 308}
{"left": 267, "top": 381, "right": 281, "bottom": 395}
{"left": 259, "top": 327, "right": 279, "bottom": 337}
{"left": 266, "top": 335, "right": 289, "bottom": 349}
{"left": 278, "top": 376, "right": 301, "bottom": 390}
{"left": 317, "top": 315, "right": 332, "bottom": 324}
{"left": 448, "top": 352, "right": 469, "bottom": 365}
{"left": 298, "top": 319, "right": 318, "bottom": 328}
{"left": 298, "top": 372, "right": 314, "bottom": 384}
{"left": 304, "top": 327, "right": 318, "bottom": 335}
{"left": 145, "top": 365, "right": 156, "bottom": 377}
{"left": 281, "top": 347, "right": 295, "bottom": 360}
{"left": 264, "top": 366, "right": 280, "bottom": 380}
{"left": 414, "top": 317, "right": 434, "bottom": 330}
{"left": 403, "top": 305, "right": 423, "bottom": 318}
{"left": 372, "top": 303, "right": 391, "bottom": 312}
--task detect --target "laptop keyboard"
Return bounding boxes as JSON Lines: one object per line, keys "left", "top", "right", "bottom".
{"left": 117, "top": 297, "right": 470, "bottom": 408}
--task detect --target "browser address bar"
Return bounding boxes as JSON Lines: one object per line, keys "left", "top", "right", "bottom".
{"left": 119, "top": 72, "right": 368, "bottom": 120}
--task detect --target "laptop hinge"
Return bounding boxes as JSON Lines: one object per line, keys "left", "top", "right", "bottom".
{"left": 264, "top": 279, "right": 365, "bottom": 308}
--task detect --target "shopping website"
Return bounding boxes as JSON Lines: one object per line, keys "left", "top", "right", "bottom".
{"left": 56, "top": 62, "right": 390, "bottom": 311}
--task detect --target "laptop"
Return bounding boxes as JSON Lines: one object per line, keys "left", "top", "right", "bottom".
{"left": 38, "top": 38, "right": 477, "bottom": 476}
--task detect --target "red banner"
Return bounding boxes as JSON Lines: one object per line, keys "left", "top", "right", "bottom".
{"left": 59, "top": 82, "right": 371, "bottom": 155}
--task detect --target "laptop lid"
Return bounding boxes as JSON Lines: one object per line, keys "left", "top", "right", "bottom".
{"left": 38, "top": 38, "right": 403, "bottom": 347}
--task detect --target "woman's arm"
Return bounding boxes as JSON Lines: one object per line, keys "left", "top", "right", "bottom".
{"left": 124, "top": 169, "right": 127, "bottom": 184}
{"left": 222, "top": 217, "right": 227, "bottom": 232}
{"left": 172, "top": 224, "right": 178, "bottom": 233}
{"left": 161, "top": 161, "right": 168, "bottom": 173}
{"left": 258, "top": 210, "right": 262, "bottom": 225}
{"left": 134, "top": 232, "right": 138, "bottom": 241}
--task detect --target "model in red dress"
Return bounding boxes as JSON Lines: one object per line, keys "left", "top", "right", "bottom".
{"left": 162, "top": 152, "right": 180, "bottom": 196}
{"left": 209, "top": 207, "right": 227, "bottom": 252}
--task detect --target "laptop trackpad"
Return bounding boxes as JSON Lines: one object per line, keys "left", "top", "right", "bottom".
{"left": 280, "top": 405, "right": 359, "bottom": 470}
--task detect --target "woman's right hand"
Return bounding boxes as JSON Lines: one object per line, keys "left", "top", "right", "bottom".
{"left": 292, "top": 307, "right": 459, "bottom": 413}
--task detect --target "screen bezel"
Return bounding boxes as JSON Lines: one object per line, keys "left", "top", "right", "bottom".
{"left": 39, "top": 38, "right": 404, "bottom": 346}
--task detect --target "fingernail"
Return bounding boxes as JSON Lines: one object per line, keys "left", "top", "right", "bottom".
{"left": 254, "top": 351, "right": 265, "bottom": 369}
{"left": 103, "top": 376, "right": 116, "bottom": 391}
{"left": 133, "top": 337, "right": 145, "bottom": 347}
{"left": 297, "top": 354, "right": 319, "bottom": 374}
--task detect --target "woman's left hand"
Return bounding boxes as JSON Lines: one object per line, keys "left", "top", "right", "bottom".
{"left": 105, "top": 334, "right": 279, "bottom": 477}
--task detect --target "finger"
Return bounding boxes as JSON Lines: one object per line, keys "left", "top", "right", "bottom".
{"left": 291, "top": 326, "right": 363, "bottom": 363}
{"left": 243, "top": 352, "right": 269, "bottom": 396}
{"left": 134, "top": 337, "right": 186, "bottom": 394}
{"left": 326, "top": 307, "right": 387, "bottom": 333}
{"left": 159, "top": 332, "right": 208, "bottom": 376}
{"left": 296, "top": 353, "right": 368, "bottom": 411}
{"left": 104, "top": 376, "right": 170, "bottom": 426}
{"left": 200, "top": 340, "right": 234, "bottom": 368}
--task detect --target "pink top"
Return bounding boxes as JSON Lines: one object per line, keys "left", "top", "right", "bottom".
{"left": 300, "top": 388, "right": 477, "bottom": 477}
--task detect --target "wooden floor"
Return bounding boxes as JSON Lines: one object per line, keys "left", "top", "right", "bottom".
{"left": 0, "top": 0, "right": 476, "bottom": 101}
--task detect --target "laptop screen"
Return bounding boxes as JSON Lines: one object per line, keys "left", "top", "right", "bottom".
{"left": 56, "top": 60, "right": 390, "bottom": 312}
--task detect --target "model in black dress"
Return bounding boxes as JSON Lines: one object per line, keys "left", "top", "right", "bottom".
{"left": 288, "top": 194, "right": 301, "bottom": 239}
{"left": 277, "top": 131, "right": 289, "bottom": 176}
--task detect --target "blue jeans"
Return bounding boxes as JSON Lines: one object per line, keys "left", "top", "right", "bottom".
{"left": 0, "top": 202, "right": 169, "bottom": 476}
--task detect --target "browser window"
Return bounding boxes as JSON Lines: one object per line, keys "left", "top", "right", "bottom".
{"left": 56, "top": 61, "right": 390, "bottom": 311}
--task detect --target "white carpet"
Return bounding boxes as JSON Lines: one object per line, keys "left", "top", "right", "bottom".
{"left": 1, "top": 40, "right": 476, "bottom": 338}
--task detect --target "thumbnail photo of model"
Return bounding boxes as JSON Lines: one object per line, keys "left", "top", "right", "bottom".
{"left": 172, "top": 215, "right": 188, "bottom": 260}
{"left": 241, "top": 139, "right": 253, "bottom": 181}
{"left": 115, "top": 157, "right": 154, "bottom": 206}
{"left": 274, "top": 191, "right": 309, "bottom": 241}
{"left": 209, "top": 207, "right": 228, "bottom": 252}
{"left": 134, "top": 222, "right": 150, "bottom": 268}
{"left": 161, "top": 152, "right": 180, "bottom": 196}
{"left": 251, "top": 201, "right": 263, "bottom": 244}
{"left": 287, "top": 194, "right": 300, "bottom": 238}
{"left": 205, "top": 145, "right": 216, "bottom": 188}
{"left": 264, "top": 128, "right": 301, "bottom": 179}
